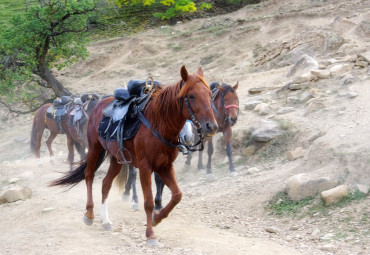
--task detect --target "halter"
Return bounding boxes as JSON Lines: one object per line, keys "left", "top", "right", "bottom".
{"left": 211, "top": 83, "right": 239, "bottom": 127}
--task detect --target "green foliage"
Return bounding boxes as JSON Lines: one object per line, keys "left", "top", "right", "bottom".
{"left": 0, "top": 0, "right": 95, "bottom": 104}
{"left": 107, "top": 0, "right": 207, "bottom": 20}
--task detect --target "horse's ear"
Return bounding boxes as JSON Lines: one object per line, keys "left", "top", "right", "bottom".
{"left": 197, "top": 67, "right": 204, "bottom": 77}
{"left": 181, "top": 65, "right": 189, "bottom": 82}
{"left": 233, "top": 82, "right": 239, "bottom": 91}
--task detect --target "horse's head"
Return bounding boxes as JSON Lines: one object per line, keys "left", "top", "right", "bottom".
{"left": 179, "top": 120, "right": 194, "bottom": 145}
{"left": 178, "top": 66, "right": 218, "bottom": 137}
{"left": 218, "top": 82, "right": 239, "bottom": 126}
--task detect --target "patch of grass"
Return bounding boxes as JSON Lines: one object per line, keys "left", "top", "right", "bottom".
{"left": 267, "top": 191, "right": 316, "bottom": 216}
{"left": 267, "top": 190, "right": 368, "bottom": 218}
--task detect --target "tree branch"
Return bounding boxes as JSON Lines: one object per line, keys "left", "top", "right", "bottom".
{"left": 0, "top": 98, "right": 54, "bottom": 115}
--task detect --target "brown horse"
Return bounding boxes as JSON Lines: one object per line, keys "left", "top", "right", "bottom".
{"left": 50, "top": 66, "right": 217, "bottom": 245}
{"left": 185, "top": 81, "right": 239, "bottom": 175}
{"left": 30, "top": 96, "right": 98, "bottom": 169}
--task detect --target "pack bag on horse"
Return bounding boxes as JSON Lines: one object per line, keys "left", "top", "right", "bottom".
{"left": 50, "top": 66, "right": 217, "bottom": 245}
{"left": 122, "top": 119, "right": 195, "bottom": 211}
{"left": 30, "top": 93, "right": 99, "bottom": 168}
{"left": 185, "top": 81, "right": 239, "bottom": 175}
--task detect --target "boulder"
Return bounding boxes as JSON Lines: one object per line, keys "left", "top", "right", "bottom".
{"left": 250, "top": 119, "right": 282, "bottom": 142}
{"left": 287, "top": 54, "right": 319, "bottom": 78}
{"left": 286, "top": 173, "right": 338, "bottom": 201}
{"left": 0, "top": 185, "right": 32, "bottom": 203}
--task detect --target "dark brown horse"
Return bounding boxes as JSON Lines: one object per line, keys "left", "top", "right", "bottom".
{"left": 185, "top": 81, "right": 239, "bottom": 175}
{"left": 50, "top": 66, "right": 217, "bottom": 245}
{"left": 30, "top": 96, "right": 98, "bottom": 169}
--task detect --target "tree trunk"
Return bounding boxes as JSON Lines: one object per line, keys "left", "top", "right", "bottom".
{"left": 36, "top": 37, "right": 72, "bottom": 97}
{"left": 38, "top": 61, "right": 72, "bottom": 97}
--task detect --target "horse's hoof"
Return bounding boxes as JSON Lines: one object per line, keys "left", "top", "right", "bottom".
{"left": 198, "top": 169, "right": 206, "bottom": 174}
{"left": 102, "top": 222, "right": 112, "bottom": 231}
{"left": 206, "top": 173, "right": 215, "bottom": 181}
{"left": 83, "top": 215, "right": 93, "bottom": 226}
{"left": 146, "top": 239, "right": 159, "bottom": 246}
{"left": 230, "top": 171, "right": 238, "bottom": 177}
{"left": 131, "top": 202, "right": 139, "bottom": 211}
{"left": 122, "top": 194, "right": 130, "bottom": 202}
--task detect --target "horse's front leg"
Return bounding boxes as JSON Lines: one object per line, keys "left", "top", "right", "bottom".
{"left": 224, "top": 126, "right": 236, "bottom": 174}
{"left": 185, "top": 151, "right": 192, "bottom": 165}
{"left": 139, "top": 167, "right": 157, "bottom": 244}
{"left": 122, "top": 165, "right": 134, "bottom": 201}
{"left": 153, "top": 165, "right": 182, "bottom": 226}
{"left": 100, "top": 156, "right": 122, "bottom": 231}
{"left": 206, "top": 138, "right": 214, "bottom": 174}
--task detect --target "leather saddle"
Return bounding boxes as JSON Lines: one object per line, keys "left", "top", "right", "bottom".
{"left": 46, "top": 96, "right": 72, "bottom": 120}
{"left": 102, "top": 79, "right": 161, "bottom": 122}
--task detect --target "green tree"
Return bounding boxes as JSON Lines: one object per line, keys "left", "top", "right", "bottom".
{"left": 0, "top": 0, "right": 95, "bottom": 112}
{"left": 108, "top": 0, "right": 211, "bottom": 20}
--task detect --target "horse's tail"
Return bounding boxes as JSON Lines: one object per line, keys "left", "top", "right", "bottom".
{"left": 30, "top": 106, "right": 45, "bottom": 155}
{"left": 50, "top": 149, "right": 106, "bottom": 187}
{"left": 114, "top": 164, "right": 129, "bottom": 194}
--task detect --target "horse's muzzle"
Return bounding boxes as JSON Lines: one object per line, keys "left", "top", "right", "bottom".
{"left": 202, "top": 121, "right": 218, "bottom": 137}
{"left": 230, "top": 117, "right": 238, "bottom": 126}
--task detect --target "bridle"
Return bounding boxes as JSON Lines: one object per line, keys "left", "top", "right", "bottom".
{"left": 137, "top": 75, "right": 208, "bottom": 155}
{"left": 211, "top": 83, "right": 239, "bottom": 127}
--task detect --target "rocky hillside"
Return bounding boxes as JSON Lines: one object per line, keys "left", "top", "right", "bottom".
{"left": 0, "top": 0, "right": 369, "bottom": 254}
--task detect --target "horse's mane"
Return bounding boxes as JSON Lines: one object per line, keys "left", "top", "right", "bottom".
{"left": 146, "top": 74, "right": 209, "bottom": 134}
{"left": 87, "top": 99, "right": 98, "bottom": 113}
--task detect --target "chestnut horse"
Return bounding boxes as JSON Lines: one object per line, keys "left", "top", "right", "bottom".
{"left": 185, "top": 81, "right": 239, "bottom": 175}
{"left": 30, "top": 96, "right": 98, "bottom": 168}
{"left": 50, "top": 66, "right": 217, "bottom": 245}
{"left": 122, "top": 120, "right": 195, "bottom": 211}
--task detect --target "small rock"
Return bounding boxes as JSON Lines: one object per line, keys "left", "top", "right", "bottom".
{"left": 321, "top": 184, "right": 349, "bottom": 205}
{"left": 277, "top": 107, "right": 295, "bottom": 114}
{"left": 43, "top": 207, "right": 56, "bottom": 212}
{"left": 265, "top": 227, "right": 279, "bottom": 234}
{"left": 254, "top": 103, "right": 271, "bottom": 115}
{"left": 320, "top": 244, "right": 336, "bottom": 252}
{"left": 329, "top": 63, "right": 352, "bottom": 76}
{"left": 355, "top": 60, "right": 368, "bottom": 68}
{"left": 287, "top": 147, "right": 304, "bottom": 161}
{"left": 354, "top": 184, "right": 369, "bottom": 194}
{"left": 311, "top": 69, "right": 331, "bottom": 79}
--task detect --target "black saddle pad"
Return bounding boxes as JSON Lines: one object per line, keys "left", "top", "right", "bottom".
{"left": 98, "top": 114, "right": 141, "bottom": 142}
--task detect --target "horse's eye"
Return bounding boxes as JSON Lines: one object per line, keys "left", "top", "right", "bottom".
{"left": 189, "top": 94, "right": 195, "bottom": 100}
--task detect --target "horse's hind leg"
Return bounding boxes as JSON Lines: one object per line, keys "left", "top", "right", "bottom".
{"left": 100, "top": 156, "right": 122, "bottom": 231}
{"left": 130, "top": 167, "right": 139, "bottom": 210}
{"left": 66, "top": 136, "right": 74, "bottom": 171}
{"left": 46, "top": 131, "right": 58, "bottom": 164}
{"left": 154, "top": 173, "right": 165, "bottom": 211}
{"left": 84, "top": 144, "right": 104, "bottom": 225}
{"left": 153, "top": 166, "right": 182, "bottom": 227}
{"left": 224, "top": 128, "right": 236, "bottom": 175}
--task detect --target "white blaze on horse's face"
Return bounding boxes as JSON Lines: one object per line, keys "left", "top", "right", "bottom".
{"left": 179, "top": 121, "right": 194, "bottom": 145}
